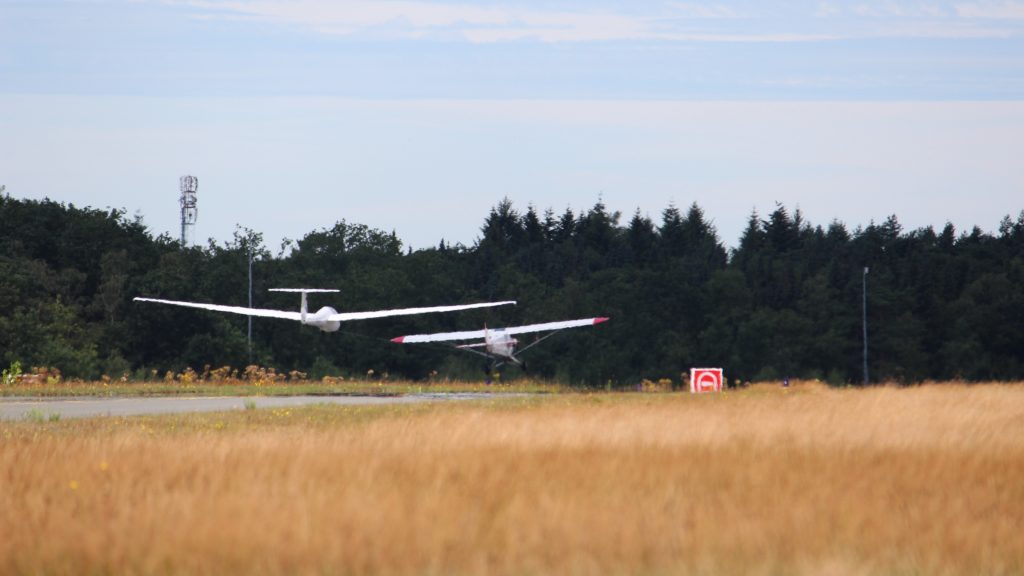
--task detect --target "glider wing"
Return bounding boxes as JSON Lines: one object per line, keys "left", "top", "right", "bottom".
{"left": 135, "top": 294, "right": 515, "bottom": 323}
{"left": 133, "top": 297, "right": 303, "bottom": 321}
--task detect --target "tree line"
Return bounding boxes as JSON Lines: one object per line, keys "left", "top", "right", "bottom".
{"left": 2, "top": 189, "right": 1022, "bottom": 385}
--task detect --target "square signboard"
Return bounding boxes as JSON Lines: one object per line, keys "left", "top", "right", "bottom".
{"left": 690, "top": 368, "right": 724, "bottom": 393}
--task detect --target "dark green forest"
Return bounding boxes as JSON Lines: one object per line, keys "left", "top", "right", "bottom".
{"left": 2, "top": 188, "right": 1023, "bottom": 385}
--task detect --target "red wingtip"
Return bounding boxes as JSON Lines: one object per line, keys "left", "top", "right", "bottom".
{"left": 391, "top": 336, "right": 405, "bottom": 343}
{"left": 594, "top": 317, "right": 610, "bottom": 324}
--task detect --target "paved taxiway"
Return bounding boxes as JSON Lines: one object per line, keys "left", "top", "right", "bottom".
{"left": 0, "top": 393, "right": 502, "bottom": 420}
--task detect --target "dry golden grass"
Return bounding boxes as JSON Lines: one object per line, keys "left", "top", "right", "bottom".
{"left": 2, "top": 383, "right": 1023, "bottom": 575}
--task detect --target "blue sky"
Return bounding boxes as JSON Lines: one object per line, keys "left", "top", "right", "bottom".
{"left": 2, "top": 0, "right": 1023, "bottom": 250}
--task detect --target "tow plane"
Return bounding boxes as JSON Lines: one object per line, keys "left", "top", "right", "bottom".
{"left": 391, "top": 317, "right": 609, "bottom": 369}
{"left": 134, "top": 289, "right": 516, "bottom": 333}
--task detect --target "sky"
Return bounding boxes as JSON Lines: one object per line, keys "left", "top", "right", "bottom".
{"left": 1, "top": 0, "right": 1023, "bottom": 251}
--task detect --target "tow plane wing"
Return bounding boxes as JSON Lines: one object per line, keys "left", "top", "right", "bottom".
{"left": 391, "top": 317, "right": 609, "bottom": 369}
{"left": 391, "top": 317, "right": 609, "bottom": 343}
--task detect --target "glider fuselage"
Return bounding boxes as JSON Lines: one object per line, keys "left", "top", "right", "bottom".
{"left": 305, "top": 306, "right": 341, "bottom": 332}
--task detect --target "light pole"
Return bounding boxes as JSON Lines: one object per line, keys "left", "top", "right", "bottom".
{"left": 862, "top": 266, "right": 869, "bottom": 385}
{"left": 248, "top": 246, "right": 253, "bottom": 365}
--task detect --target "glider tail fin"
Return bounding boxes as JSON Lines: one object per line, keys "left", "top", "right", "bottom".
{"left": 268, "top": 288, "right": 340, "bottom": 324}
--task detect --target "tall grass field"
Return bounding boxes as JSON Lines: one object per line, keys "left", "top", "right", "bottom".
{"left": 2, "top": 383, "right": 1022, "bottom": 574}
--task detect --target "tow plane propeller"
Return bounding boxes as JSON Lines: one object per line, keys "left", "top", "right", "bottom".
{"left": 134, "top": 289, "right": 516, "bottom": 333}
{"left": 391, "top": 317, "right": 609, "bottom": 369}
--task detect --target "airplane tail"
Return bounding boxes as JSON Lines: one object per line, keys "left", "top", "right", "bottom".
{"left": 269, "top": 288, "right": 340, "bottom": 324}
{"left": 268, "top": 288, "right": 341, "bottom": 294}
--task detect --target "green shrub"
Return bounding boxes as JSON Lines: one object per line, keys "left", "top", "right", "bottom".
{"left": 2, "top": 361, "right": 22, "bottom": 385}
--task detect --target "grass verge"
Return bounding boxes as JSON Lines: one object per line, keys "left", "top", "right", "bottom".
{"left": 0, "top": 379, "right": 563, "bottom": 398}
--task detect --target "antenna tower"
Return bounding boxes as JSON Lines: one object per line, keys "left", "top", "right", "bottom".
{"left": 179, "top": 175, "right": 198, "bottom": 246}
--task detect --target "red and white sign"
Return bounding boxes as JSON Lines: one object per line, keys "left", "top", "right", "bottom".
{"left": 690, "top": 368, "right": 724, "bottom": 393}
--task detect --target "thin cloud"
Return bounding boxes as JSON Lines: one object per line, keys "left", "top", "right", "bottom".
{"left": 810, "top": 1, "right": 1023, "bottom": 37}
{"left": 816, "top": 2, "right": 843, "bottom": 18}
{"left": 955, "top": 1, "right": 1024, "bottom": 18}
{"left": 165, "top": 0, "right": 833, "bottom": 42}
{"left": 868, "top": 20, "right": 1017, "bottom": 38}
{"left": 165, "top": 0, "right": 1023, "bottom": 42}
{"left": 821, "top": 0, "right": 1024, "bottom": 20}
{"left": 852, "top": 3, "right": 907, "bottom": 17}
{"left": 176, "top": 0, "right": 651, "bottom": 42}
{"left": 664, "top": 2, "right": 742, "bottom": 19}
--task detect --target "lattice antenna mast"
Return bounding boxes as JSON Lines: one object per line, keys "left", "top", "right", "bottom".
{"left": 179, "top": 175, "right": 198, "bottom": 246}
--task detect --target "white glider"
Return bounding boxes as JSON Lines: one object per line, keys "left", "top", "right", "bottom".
{"left": 391, "top": 317, "right": 609, "bottom": 368}
{"left": 134, "top": 288, "right": 516, "bottom": 333}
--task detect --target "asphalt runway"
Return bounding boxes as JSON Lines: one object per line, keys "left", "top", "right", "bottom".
{"left": 0, "top": 393, "right": 502, "bottom": 421}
